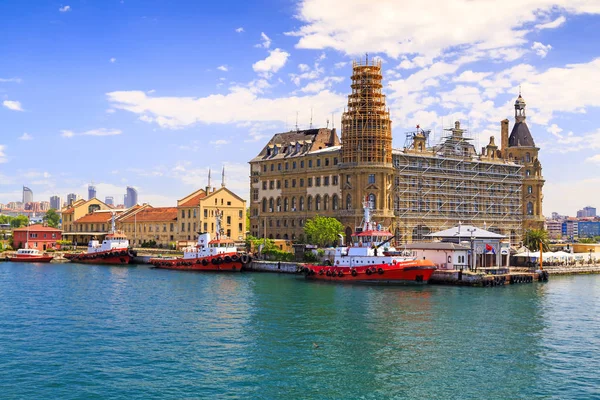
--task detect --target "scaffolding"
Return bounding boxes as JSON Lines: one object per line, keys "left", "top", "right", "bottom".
{"left": 341, "top": 58, "right": 392, "bottom": 165}
{"left": 393, "top": 124, "right": 524, "bottom": 246}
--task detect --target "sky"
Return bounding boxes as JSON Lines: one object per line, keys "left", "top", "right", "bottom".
{"left": 1, "top": 0, "right": 600, "bottom": 216}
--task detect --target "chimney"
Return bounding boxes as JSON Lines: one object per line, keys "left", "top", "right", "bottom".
{"left": 501, "top": 119, "right": 509, "bottom": 158}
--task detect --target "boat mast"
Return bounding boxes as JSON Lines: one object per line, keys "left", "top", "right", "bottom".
{"left": 111, "top": 211, "right": 116, "bottom": 233}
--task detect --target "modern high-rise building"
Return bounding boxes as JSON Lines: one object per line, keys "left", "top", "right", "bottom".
{"left": 40, "top": 201, "right": 50, "bottom": 211}
{"left": 66, "top": 193, "right": 79, "bottom": 206}
{"left": 125, "top": 186, "right": 138, "bottom": 208}
{"left": 22, "top": 186, "right": 33, "bottom": 203}
{"left": 105, "top": 196, "right": 114, "bottom": 206}
{"left": 577, "top": 206, "right": 597, "bottom": 218}
{"left": 249, "top": 58, "right": 544, "bottom": 245}
{"left": 88, "top": 184, "right": 97, "bottom": 200}
{"left": 50, "top": 195, "right": 62, "bottom": 210}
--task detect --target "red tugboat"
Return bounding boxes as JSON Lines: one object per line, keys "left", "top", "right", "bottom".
{"left": 8, "top": 248, "right": 54, "bottom": 263}
{"left": 149, "top": 210, "right": 250, "bottom": 272}
{"left": 65, "top": 213, "right": 135, "bottom": 265}
{"left": 303, "top": 198, "right": 436, "bottom": 284}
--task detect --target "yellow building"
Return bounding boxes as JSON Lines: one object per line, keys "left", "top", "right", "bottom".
{"left": 118, "top": 205, "right": 178, "bottom": 248}
{"left": 61, "top": 198, "right": 114, "bottom": 239}
{"left": 177, "top": 172, "right": 247, "bottom": 247}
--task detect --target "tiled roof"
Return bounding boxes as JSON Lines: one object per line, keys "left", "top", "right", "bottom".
{"left": 13, "top": 224, "right": 62, "bottom": 232}
{"left": 62, "top": 207, "right": 74, "bottom": 214}
{"left": 120, "top": 207, "right": 178, "bottom": 223}
{"left": 74, "top": 213, "right": 114, "bottom": 224}
{"left": 179, "top": 192, "right": 206, "bottom": 207}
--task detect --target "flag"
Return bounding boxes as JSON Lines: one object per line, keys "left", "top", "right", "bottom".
{"left": 485, "top": 243, "right": 496, "bottom": 254}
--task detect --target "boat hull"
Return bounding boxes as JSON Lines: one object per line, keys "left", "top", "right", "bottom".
{"left": 65, "top": 250, "right": 133, "bottom": 265}
{"left": 149, "top": 253, "right": 247, "bottom": 272}
{"left": 303, "top": 260, "right": 436, "bottom": 284}
{"left": 8, "top": 255, "right": 54, "bottom": 263}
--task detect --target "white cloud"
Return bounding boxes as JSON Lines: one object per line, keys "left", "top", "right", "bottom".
{"left": 61, "top": 128, "right": 122, "bottom": 138}
{"left": 585, "top": 154, "right": 600, "bottom": 164}
{"left": 235, "top": 27, "right": 244, "bottom": 33}
{"left": 19, "top": 133, "right": 32, "bottom": 141}
{"left": 546, "top": 124, "right": 563, "bottom": 138}
{"left": 300, "top": 76, "right": 344, "bottom": 93}
{"left": 298, "top": 63, "right": 310, "bottom": 72}
{"left": 532, "top": 42, "right": 552, "bottom": 58}
{"left": 288, "top": 0, "right": 600, "bottom": 59}
{"left": 255, "top": 32, "right": 272, "bottom": 49}
{"left": 107, "top": 84, "right": 344, "bottom": 130}
{"left": 0, "top": 145, "right": 7, "bottom": 163}
{"left": 453, "top": 71, "right": 493, "bottom": 83}
{"left": 59, "top": 5, "right": 71, "bottom": 12}
{"left": 106, "top": 108, "right": 116, "bottom": 114}
{"left": 535, "top": 15, "right": 566, "bottom": 30}
{"left": 252, "top": 48, "right": 290, "bottom": 76}
{"left": 110, "top": 57, "right": 116, "bottom": 63}
{"left": 210, "top": 139, "right": 230, "bottom": 146}
{"left": 2, "top": 100, "right": 23, "bottom": 111}
{"left": 334, "top": 62, "right": 348, "bottom": 69}
{"left": 0, "top": 77, "right": 22, "bottom": 83}
{"left": 217, "top": 65, "right": 228, "bottom": 72}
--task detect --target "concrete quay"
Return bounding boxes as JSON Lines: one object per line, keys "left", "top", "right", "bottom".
{"left": 245, "top": 260, "right": 301, "bottom": 274}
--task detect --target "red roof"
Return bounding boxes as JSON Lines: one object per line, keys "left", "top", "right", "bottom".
{"left": 74, "top": 213, "right": 114, "bottom": 224}
{"left": 13, "top": 224, "right": 62, "bottom": 232}
{"left": 120, "top": 207, "right": 178, "bottom": 223}
{"left": 62, "top": 207, "right": 74, "bottom": 214}
{"left": 179, "top": 192, "right": 206, "bottom": 207}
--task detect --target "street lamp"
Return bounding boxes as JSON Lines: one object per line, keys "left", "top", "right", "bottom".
{"left": 466, "top": 227, "right": 476, "bottom": 271}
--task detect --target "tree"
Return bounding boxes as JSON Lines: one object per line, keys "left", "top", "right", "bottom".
{"left": 10, "top": 215, "right": 29, "bottom": 228}
{"left": 43, "top": 209, "right": 60, "bottom": 228}
{"left": 245, "top": 234, "right": 275, "bottom": 253}
{"left": 523, "top": 229, "right": 550, "bottom": 252}
{"left": 303, "top": 215, "right": 344, "bottom": 248}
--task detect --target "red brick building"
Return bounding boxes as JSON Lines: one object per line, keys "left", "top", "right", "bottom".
{"left": 12, "top": 224, "right": 62, "bottom": 251}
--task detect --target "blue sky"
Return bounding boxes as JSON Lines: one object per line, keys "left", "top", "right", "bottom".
{"left": 1, "top": 0, "right": 600, "bottom": 215}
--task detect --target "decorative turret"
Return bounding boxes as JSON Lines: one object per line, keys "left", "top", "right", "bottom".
{"left": 509, "top": 92, "right": 535, "bottom": 147}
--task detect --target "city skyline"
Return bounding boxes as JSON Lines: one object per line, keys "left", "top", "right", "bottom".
{"left": 2, "top": 1, "right": 600, "bottom": 215}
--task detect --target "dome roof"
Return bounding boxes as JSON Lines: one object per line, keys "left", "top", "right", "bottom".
{"left": 515, "top": 95, "right": 526, "bottom": 105}
{"left": 508, "top": 122, "right": 535, "bottom": 147}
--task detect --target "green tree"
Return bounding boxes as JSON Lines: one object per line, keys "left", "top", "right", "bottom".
{"left": 303, "top": 215, "right": 344, "bottom": 248}
{"left": 245, "top": 234, "right": 276, "bottom": 253}
{"left": 523, "top": 229, "right": 550, "bottom": 252}
{"left": 43, "top": 209, "right": 60, "bottom": 228}
{"left": 10, "top": 215, "right": 29, "bottom": 228}
{"left": 579, "top": 237, "right": 596, "bottom": 244}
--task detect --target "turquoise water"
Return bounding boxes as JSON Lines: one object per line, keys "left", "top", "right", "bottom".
{"left": 1, "top": 263, "right": 599, "bottom": 399}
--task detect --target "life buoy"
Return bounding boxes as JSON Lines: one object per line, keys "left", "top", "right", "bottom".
{"left": 215, "top": 257, "right": 223, "bottom": 265}
{"left": 240, "top": 254, "right": 250, "bottom": 264}
{"left": 324, "top": 260, "right": 332, "bottom": 266}
{"left": 120, "top": 251, "right": 126, "bottom": 256}
{"left": 211, "top": 258, "right": 219, "bottom": 265}
{"left": 196, "top": 259, "right": 201, "bottom": 264}
{"left": 224, "top": 256, "right": 232, "bottom": 263}
{"left": 326, "top": 270, "right": 331, "bottom": 276}
{"left": 337, "top": 270, "right": 344, "bottom": 277}
{"left": 351, "top": 269, "right": 357, "bottom": 277}
{"left": 202, "top": 259, "right": 209, "bottom": 266}
{"left": 378, "top": 268, "right": 384, "bottom": 275}
{"left": 231, "top": 254, "right": 239, "bottom": 262}
{"left": 366, "top": 269, "right": 372, "bottom": 275}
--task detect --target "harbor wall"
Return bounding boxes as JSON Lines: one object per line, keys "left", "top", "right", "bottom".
{"left": 246, "top": 260, "right": 300, "bottom": 274}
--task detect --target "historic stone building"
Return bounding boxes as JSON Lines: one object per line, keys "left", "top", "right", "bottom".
{"left": 248, "top": 59, "right": 544, "bottom": 245}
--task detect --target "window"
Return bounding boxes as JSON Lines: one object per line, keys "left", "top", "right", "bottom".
{"left": 263, "top": 165, "right": 267, "bottom": 172}
{"left": 253, "top": 189, "right": 259, "bottom": 201}
{"left": 299, "top": 197, "right": 305, "bottom": 211}
{"left": 193, "top": 209, "right": 197, "bottom": 218}
{"left": 308, "top": 160, "right": 312, "bottom": 168}
{"left": 325, "top": 158, "right": 329, "bottom": 166}
{"left": 293, "top": 161, "right": 296, "bottom": 169}
{"left": 292, "top": 179, "right": 296, "bottom": 188}
{"left": 269, "top": 180, "right": 274, "bottom": 190}
{"left": 291, "top": 197, "right": 296, "bottom": 211}
{"left": 526, "top": 153, "right": 531, "bottom": 163}
{"left": 181, "top": 210, "right": 185, "bottom": 219}
{"left": 300, "top": 178, "right": 304, "bottom": 187}
{"left": 316, "top": 159, "right": 321, "bottom": 167}
{"left": 315, "top": 177, "right": 321, "bottom": 187}
{"left": 188, "top": 210, "right": 191, "bottom": 218}
{"left": 333, "top": 175, "right": 338, "bottom": 185}
{"left": 308, "top": 178, "right": 313, "bottom": 187}
{"left": 204, "top": 209, "right": 208, "bottom": 218}
{"left": 181, "top": 222, "right": 185, "bottom": 232}
{"left": 528, "top": 186, "right": 533, "bottom": 194}
{"left": 346, "top": 194, "right": 352, "bottom": 210}
{"left": 284, "top": 180, "right": 289, "bottom": 188}
{"left": 188, "top": 223, "right": 191, "bottom": 232}
{"left": 277, "top": 163, "right": 282, "bottom": 171}
{"left": 227, "top": 216, "right": 231, "bottom": 224}
{"left": 276, "top": 180, "right": 281, "bottom": 189}
{"left": 368, "top": 193, "right": 376, "bottom": 209}
{"left": 324, "top": 195, "right": 329, "bottom": 211}
{"left": 332, "top": 195, "right": 339, "bottom": 210}
{"left": 262, "top": 198, "right": 267, "bottom": 213}
{"left": 170, "top": 223, "right": 174, "bottom": 232}
{"left": 285, "top": 162, "right": 289, "bottom": 170}
{"left": 526, "top": 170, "right": 531, "bottom": 177}
{"left": 346, "top": 174, "right": 351, "bottom": 184}
{"left": 333, "top": 157, "right": 338, "bottom": 165}
{"left": 301, "top": 160, "right": 304, "bottom": 168}
{"left": 239, "top": 223, "right": 243, "bottom": 232}
{"left": 527, "top": 202, "right": 534, "bottom": 215}
{"left": 204, "top": 223, "right": 207, "bottom": 231}
{"left": 324, "top": 176, "right": 329, "bottom": 186}
{"left": 284, "top": 197, "right": 289, "bottom": 212}
{"left": 262, "top": 182, "right": 267, "bottom": 190}
{"left": 307, "top": 196, "right": 313, "bottom": 211}
{"left": 368, "top": 174, "right": 375, "bottom": 184}
{"left": 270, "top": 164, "right": 274, "bottom": 171}
{"left": 269, "top": 198, "right": 274, "bottom": 212}
{"left": 276, "top": 197, "right": 281, "bottom": 211}
{"left": 239, "top": 210, "right": 243, "bottom": 218}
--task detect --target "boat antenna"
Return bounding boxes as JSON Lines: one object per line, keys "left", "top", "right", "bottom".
{"left": 309, "top": 107, "right": 313, "bottom": 129}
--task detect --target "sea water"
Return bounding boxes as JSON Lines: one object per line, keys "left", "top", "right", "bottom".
{"left": 1, "top": 262, "right": 599, "bottom": 399}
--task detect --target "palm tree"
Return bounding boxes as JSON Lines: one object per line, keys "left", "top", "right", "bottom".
{"left": 523, "top": 229, "right": 550, "bottom": 253}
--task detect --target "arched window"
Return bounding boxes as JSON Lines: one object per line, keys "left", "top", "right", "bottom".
{"left": 307, "top": 196, "right": 313, "bottom": 211}
{"left": 509, "top": 153, "right": 513, "bottom": 159}
{"left": 284, "top": 197, "right": 289, "bottom": 212}
{"left": 269, "top": 198, "right": 274, "bottom": 212}
{"left": 276, "top": 197, "right": 281, "bottom": 212}
{"left": 299, "top": 196, "right": 304, "bottom": 211}
{"left": 527, "top": 202, "right": 534, "bottom": 215}
{"left": 368, "top": 193, "right": 376, "bottom": 209}
{"left": 291, "top": 197, "right": 296, "bottom": 211}
{"left": 315, "top": 195, "right": 321, "bottom": 211}
{"left": 323, "top": 195, "right": 329, "bottom": 211}
{"left": 527, "top": 186, "right": 533, "bottom": 194}
{"left": 262, "top": 198, "right": 267, "bottom": 213}
{"left": 526, "top": 153, "right": 531, "bottom": 163}
{"left": 346, "top": 194, "right": 352, "bottom": 210}
{"left": 526, "top": 170, "right": 531, "bottom": 177}
{"left": 332, "top": 195, "right": 339, "bottom": 210}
